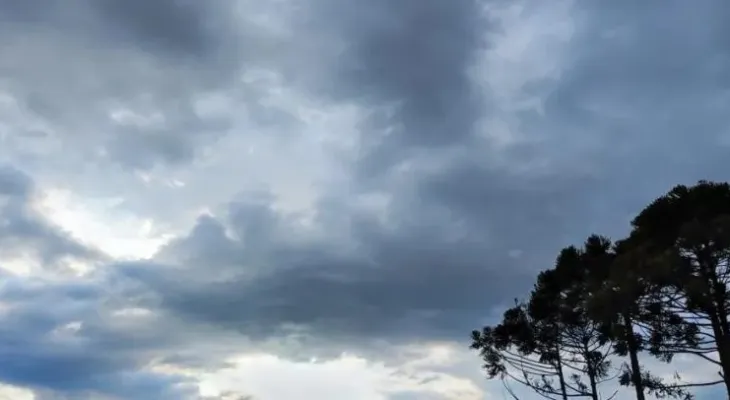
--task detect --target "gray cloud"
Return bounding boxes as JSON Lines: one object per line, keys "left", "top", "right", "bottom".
{"left": 297, "top": 0, "right": 490, "bottom": 175}
{"left": 115, "top": 168, "right": 617, "bottom": 350}
{"left": 116, "top": 0, "right": 730, "bottom": 352}
{"left": 0, "top": 0, "right": 247, "bottom": 171}
{"left": 91, "top": 0, "right": 230, "bottom": 59}
{"left": 0, "top": 0, "right": 237, "bottom": 66}
{"left": 1, "top": 0, "right": 730, "bottom": 398}
{"left": 0, "top": 167, "right": 199, "bottom": 398}
{"left": 538, "top": 0, "right": 730, "bottom": 170}
{"left": 0, "top": 166, "right": 98, "bottom": 266}
{"left": 0, "top": 277, "right": 198, "bottom": 399}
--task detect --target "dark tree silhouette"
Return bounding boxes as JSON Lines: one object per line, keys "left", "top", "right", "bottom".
{"left": 586, "top": 236, "right": 693, "bottom": 400}
{"left": 630, "top": 181, "right": 730, "bottom": 394}
{"left": 472, "top": 181, "right": 730, "bottom": 399}
{"left": 472, "top": 240, "right": 619, "bottom": 400}
{"left": 528, "top": 243, "right": 615, "bottom": 400}
{"left": 471, "top": 303, "right": 576, "bottom": 400}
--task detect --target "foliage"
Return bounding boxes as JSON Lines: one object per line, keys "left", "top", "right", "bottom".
{"left": 471, "top": 181, "right": 730, "bottom": 399}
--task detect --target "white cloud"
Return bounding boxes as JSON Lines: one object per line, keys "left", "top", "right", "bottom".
{"left": 35, "top": 188, "right": 173, "bottom": 260}
{"left": 198, "top": 345, "right": 483, "bottom": 400}
{"left": 0, "top": 384, "right": 34, "bottom": 400}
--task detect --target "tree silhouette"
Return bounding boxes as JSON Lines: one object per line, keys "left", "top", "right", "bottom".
{"left": 472, "top": 181, "right": 730, "bottom": 399}
{"left": 626, "top": 181, "right": 730, "bottom": 393}
{"left": 586, "top": 236, "right": 693, "bottom": 400}
{"left": 471, "top": 302, "right": 576, "bottom": 400}
{"left": 472, "top": 240, "right": 619, "bottom": 400}
{"left": 528, "top": 242, "right": 616, "bottom": 400}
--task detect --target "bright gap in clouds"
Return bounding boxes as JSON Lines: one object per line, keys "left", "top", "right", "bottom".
{"left": 35, "top": 188, "right": 175, "bottom": 260}
{"left": 0, "top": 384, "right": 33, "bottom": 400}
{"left": 197, "top": 345, "right": 483, "bottom": 400}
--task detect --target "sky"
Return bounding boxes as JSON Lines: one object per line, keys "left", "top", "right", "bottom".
{"left": 0, "top": 0, "right": 729, "bottom": 399}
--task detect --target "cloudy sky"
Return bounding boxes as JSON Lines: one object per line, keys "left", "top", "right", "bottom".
{"left": 0, "top": 0, "right": 729, "bottom": 399}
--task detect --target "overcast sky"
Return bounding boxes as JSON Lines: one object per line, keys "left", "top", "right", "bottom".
{"left": 0, "top": 0, "right": 729, "bottom": 399}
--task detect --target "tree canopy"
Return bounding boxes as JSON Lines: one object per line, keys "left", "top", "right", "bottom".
{"left": 472, "top": 181, "right": 730, "bottom": 400}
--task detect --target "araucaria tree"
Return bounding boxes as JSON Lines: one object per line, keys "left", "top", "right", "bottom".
{"left": 472, "top": 239, "right": 616, "bottom": 400}
{"left": 528, "top": 241, "right": 615, "bottom": 400}
{"left": 586, "top": 237, "right": 694, "bottom": 400}
{"left": 629, "top": 181, "right": 730, "bottom": 393}
{"left": 472, "top": 181, "right": 730, "bottom": 399}
{"left": 471, "top": 303, "right": 574, "bottom": 399}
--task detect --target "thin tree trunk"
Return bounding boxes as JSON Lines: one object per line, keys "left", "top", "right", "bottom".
{"left": 624, "top": 313, "right": 646, "bottom": 400}
{"left": 713, "top": 306, "right": 730, "bottom": 397}
{"left": 583, "top": 342, "right": 599, "bottom": 400}
{"left": 707, "top": 309, "right": 730, "bottom": 397}
{"left": 703, "top": 261, "right": 730, "bottom": 398}
{"left": 555, "top": 343, "right": 569, "bottom": 400}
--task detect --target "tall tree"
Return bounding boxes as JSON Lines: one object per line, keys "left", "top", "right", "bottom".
{"left": 471, "top": 303, "right": 574, "bottom": 400}
{"left": 586, "top": 236, "right": 694, "bottom": 400}
{"left": 472, "top": 241, "right": 618, "bottom": 400}
{"left": 630, "top": 181, "right": 730, "bottom": 394}
{"left": 529, "top": 244, "right": 615, "bottom": 400}
{"left": 472, "top": 181, "right": 730, "bottom": 399}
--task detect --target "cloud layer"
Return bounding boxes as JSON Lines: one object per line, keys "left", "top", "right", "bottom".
{"left": 0, "top": 0, "right": 729, "bottom": 398}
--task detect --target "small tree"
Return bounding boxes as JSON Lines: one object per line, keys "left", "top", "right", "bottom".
{"left": 471, "top": 302, "right": 576, "bottom": 400}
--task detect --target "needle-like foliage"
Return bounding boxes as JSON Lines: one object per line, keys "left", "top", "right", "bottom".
{"left": 472, "top": 180, "right": 730, "bottom": 399}
{"left": 630, "top": 181, "right": 730, "bottom": 394}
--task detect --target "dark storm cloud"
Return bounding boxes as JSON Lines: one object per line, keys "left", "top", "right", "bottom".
{"left": 0, "top": 0, "right": 242, "bottom": 170}
{"left": 1, "top": 0, "right": 487, "bottom": 172}
{"left": 1, "top": 0, "right": 730, "bottom": 398}
{"left": 300, "top": 0, "right": 490, "bottom": 172}
{"left": 116, "top": 0, "right": 730, "bottom": 354}
{"left": 0, "top": 0, "right": 232, "bottom": 60}
{"left": 513, "top": 0, "right": 730, "bottom": 209}
{"left": 92, "top": 0, "right": 228, "bottom": 58}
{"left": 117, "top": 187, "right": 540, "bottom": 347}
{"left": 0, "top": 274, "right": 199, "bottom": 399}
{"left": 125, "top": 164, "right": 650, "bottom": 350}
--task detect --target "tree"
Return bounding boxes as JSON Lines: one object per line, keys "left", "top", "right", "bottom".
{"left": 582, "top": 236, "right": 647, "bottom": 399}
{"left": 528, "top": 243, "right": 615, "bottom": 400}
{"left": 586, "top": 236, "right": 694, "bottom": 400}
{"left": 472, "top": 241, "right": 618, "bottom": 400}
{"left": 472, "top": 181, "right": 730, "bottom": 399}
{"left": 471, "top": 302, "right": 576, "bottom": 400}
{"left": 630, "top": 181, "right": 730, "bottom": 394}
